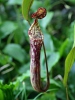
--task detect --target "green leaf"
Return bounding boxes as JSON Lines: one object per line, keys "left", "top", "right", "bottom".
{"left": 0, "top": 89, "right": 4, "bottom": 100}
{"left": 65, "top": 0, "right": 75, "bottom": 4}
{"left": 7, "top": 0, "right": 23, "bottom": 5}
{"left": 68, "top": 64, "right": 75, "bottom": 96}
{"left": 0, "top": 82, "right": 14, "bottom": 100}
{"left": 50, "top": 79, "right": 61, "bottom": 88}
{"left": 40, "top": 12, "right": 54, "bottom": 28}
{"left": 22, "top": 0, "right": 34, "bottom": 22}
{"left": 44, "top": 33, "right": 54, "bottom": 51}
{"left": 63, "top": 47, "right": 75, "bottom": 86}
{"left": 33, "top": 89, "right": 57, "bottom": 100}
{"left": 3, "top": 44, "right": 26, "bottom": 63}
{"left": 37, "top": 93, "right": 56, "bottom": 100}
{"left": 73, "top": 24, "right": 75, "bottom": 47}
{"left": 18, "top": 63, "right": 30, "bottom": 74}
{"left": 48, "top": 52, "right": 60, "bottom": 71}
{"left": 0, "top": 54, "right": 12, "bottom": 65}
{"left": 59, "top": 39, "right": 69, "bottom": 57}
{"left": 13, "top": 70, "right": 30, "bottom": 90}
{"left": 31, "top": 0, "right": 42, "bottom": 10}
{"left": 0, "top": 21, "right": 17, "bottom": 39}
{"left": 41, "top": 51, "right": 60, "bottom": 77}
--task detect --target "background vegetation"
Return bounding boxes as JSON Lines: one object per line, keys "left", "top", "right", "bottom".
{"left": 0, "top": 0, "right": 75, "bottom": 100}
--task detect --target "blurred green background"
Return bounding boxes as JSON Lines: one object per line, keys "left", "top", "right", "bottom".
{"left": 0, "top": 0, "right": 75, "bottom": 100}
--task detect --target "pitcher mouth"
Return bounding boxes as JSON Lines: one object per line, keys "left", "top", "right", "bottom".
{"left": 28, "top": 19, "right": 43, "bottom": 40}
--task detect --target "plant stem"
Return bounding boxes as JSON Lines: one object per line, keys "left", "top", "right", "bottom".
{"left": 42, "top": 42, "right": 49, "bottom": 83}
{"left": 66, "top": 86, "right": 69, "bottom": 100}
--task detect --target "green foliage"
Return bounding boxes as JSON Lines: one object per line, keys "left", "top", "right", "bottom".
{"left": 7, "top": 0, "right": 23, "bottom": 5}
{"left": 22, "top": 0, "right": 34, "bottom": 22}
{"left": 74, "top": 24, "right": 75, "bottom": 47}
{"left": 34, "top": 89, "right": 58, "bottom": 100}
{"left": 3, "top": 44, "right": 26, "bottom": 63}
{"left": 0, "top": 0, "right": 75, "bottom": 100}
{"left": 66, "top": 0, "right": 75, "bottom": 4}
{"left": 63, "top": 47, "right": 75, "bottom": 86}
{"left": 0, "top": 21, "right": 18, "bottom": 39}
{"left": 0, "top": 89, "right": 4, "bottom": 100}
{"left": 63, "top": 22, "right": 75, "bottom": 86}
{"left": 0, "top": 82, "right": 14, "bottom": 100}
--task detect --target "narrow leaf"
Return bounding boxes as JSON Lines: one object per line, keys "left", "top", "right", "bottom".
{"left": 73, "top": 24, "right": 75, "bottom": 47}
{"left": 63, "top": 47, "right": 75, "bottom": 86}
{"left": 22, "top": 0, "right": 34, "bottom": 22}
